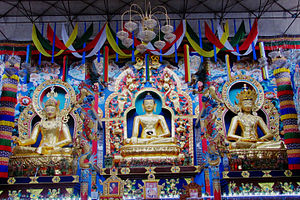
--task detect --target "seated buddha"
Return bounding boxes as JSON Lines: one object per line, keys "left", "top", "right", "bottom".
{"left": 125, "top": 93, "right": 175, "bottom": 145}
{"left": 120, "top": 93, "right": 180, "bottom": 159}
{"left": 13, "top": 87, "right": 72, "bottom": 155}
{"left": 227, "top": 86, "right": 283, "bottom": 149}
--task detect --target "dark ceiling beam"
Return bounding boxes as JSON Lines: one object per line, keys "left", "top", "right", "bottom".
{"left": 107, "top": 0, "right": 135, "bottom": 19}
{"left": 185, "top": 0, "right": 210, "bottom": 18}
{"left": 104, "top": 0, "right": 110, "bottom": 21}
{"left": 283, "top": 12, "right": 300, "bottom": 34}
{"left": 275, "top": 1, "right": 294, "bottom": 15}
{"left": 234, "top": 0, "right": 258, "bottom": 17}
{"left": 0, "top": 1, "right": 19, "bottom": 19}
{"left": 3, "top": 0, "right": 35, "bottom": 22}
{"left": 194, "top": 0, "right": 221, "bottom": 18}
{"left": 283, "top": 0, "right": 300, "bottom": 34}
{"left": 0, "top": 29, "right": 9, "bottom": 40}
{"left": 33, "top": 1, "right": 65, "bottom": 22}
{"left": 18, "top": 1, "right": 34, "bottom": 22}
{"left": 157, "top": 0, "right": 182, "bottom": 18}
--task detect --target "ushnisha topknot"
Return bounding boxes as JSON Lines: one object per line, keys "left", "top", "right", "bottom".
{"left": 144, "top": 92, "right": 154, "bottom": 101}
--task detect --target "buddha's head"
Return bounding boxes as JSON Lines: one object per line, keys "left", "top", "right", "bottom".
{"left": 236, "top": 85, "right": 257, "bottom": 113}
{"left": 142, "top": 93, "right": 156, "bottom": 113}
{"left": 44, "top": 98, "right": 59, "bottom": 119}
{"left": 44, "top": 87, "right": 60, "bottom": 119}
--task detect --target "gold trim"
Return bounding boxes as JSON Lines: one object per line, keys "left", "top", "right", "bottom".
{"left": 32, "top": 79, "right": 76, "bottom": 118}
{"left": 7, "top": 177, "right": 16, "bottom": 185}
{"left": 221, "top": 75, "right": 264, "bottom": 114}
{"left": 171, "top": 166, "right": 180, "bottom": 173}
{"left": 241, "top": 171, "right": 250, "bottom": 178}
{"left": 29, "top": 177, "right": 39, "bottom": 184}
{"left": 72, "top": 175, "right": 79, "bottom": 183}
{"left": 145, "top": 167, "right": 156, "bottom": 174}
{"left": 120, "top": 167, "right": 130, "bottom": 175}
{"left": 52, "top": 176, "right": 61, "bottom": 183}
{"left": 222, "top": 171, "right": 229, "bottom": 178}
{"left": 262, "top": 170, "right": 272, "bottom": 177}
{"left": 284, "top": 170, "right": 293, "bottom": 177}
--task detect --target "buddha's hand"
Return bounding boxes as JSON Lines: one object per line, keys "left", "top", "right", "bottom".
{"left": 258, "top": 138, "right": 268, "bottom": 142}
{"left": 238, "top": 138, "right": 257, "bottom": 143}
{"left": 41, "top": 143, "right": 55, "bottom": 150}
{"left": 130, "top": 137, "right": 138, "bottom": 144}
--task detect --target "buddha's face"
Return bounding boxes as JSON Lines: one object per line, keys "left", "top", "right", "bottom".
{"left": 45, "top": 105, "right": 57, "bottom": 119}
{"left": 143, "top": 99, "right": 155, "bottom": 112}
{"left": 241, "top": 99, "right": 253, "bottom": 113}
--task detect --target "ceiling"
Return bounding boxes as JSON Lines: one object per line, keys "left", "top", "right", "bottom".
{"left": 0, "top": 0, "right": 300, "bottom": 41}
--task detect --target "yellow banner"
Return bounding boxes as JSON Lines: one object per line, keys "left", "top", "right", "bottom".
{"left": 32, "top": 23, "right": 78, "bottom": 57}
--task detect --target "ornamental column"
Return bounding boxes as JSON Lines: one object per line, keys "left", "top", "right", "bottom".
{"left": 274, "top": 68, "right": 300, "bottom": 170}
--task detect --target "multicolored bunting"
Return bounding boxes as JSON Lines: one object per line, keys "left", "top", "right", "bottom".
{"left": 0, "top": 72, "right": 19, "bottom": 178}
{"left": 61, "top": 23, "right": 107, "bottom": 58}
{"left": 32, "top": 23, "right": 78, "bottom": 57}
{"left": 3, "top": 20, "right": 300, "bottom": 57}
{"left": 216, "top": 20, "right": 258, "bottom": 56}
{"left": 185, "top": 20, "right": 230, "bottom": 57}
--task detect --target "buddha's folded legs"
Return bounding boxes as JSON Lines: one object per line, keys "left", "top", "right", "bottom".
{"left": 13, "top": 146, "right": 37, "bottom": 154}
{"left": 13, "top": 146, "right": 72, "bottom": 155}
{"left": 148, "top": 137, "right": 176, "bottom": 144}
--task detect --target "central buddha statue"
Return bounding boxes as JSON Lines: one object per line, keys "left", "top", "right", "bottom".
{"left": 227, "top": 86, "right": 283, "bottom": 149}
{"left": 13, "top": 87, "right": 72, "bottom": 155}
{"left": 119, "top": 92, "right": 180, "bottom": 161}
{"left": 125, "top": 93, "right": 175, "bottom": 145}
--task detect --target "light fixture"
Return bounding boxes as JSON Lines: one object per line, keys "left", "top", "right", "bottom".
{"left": 117, "top": 1, "right": 174, "bottom": 52}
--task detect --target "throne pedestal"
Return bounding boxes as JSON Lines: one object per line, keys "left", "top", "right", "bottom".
{"left": 117, "top": 144, "right": 183, "bottom": 162}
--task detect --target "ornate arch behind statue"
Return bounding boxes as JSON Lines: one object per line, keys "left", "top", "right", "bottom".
{"left": 10, "top": 79, "right": 82, "bottom": 176}
{"left": 104, "top": 56, "right": 194, "bottom": 167}
{"left": 216, "top": 75, "right": 281, "bottom": 149}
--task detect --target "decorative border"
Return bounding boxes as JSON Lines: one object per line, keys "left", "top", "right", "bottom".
{"left": 32, "top": 79, "right": 76, "bottom": 117}
{"left": 221, "top": 75, "right": 264, "bottom": 114}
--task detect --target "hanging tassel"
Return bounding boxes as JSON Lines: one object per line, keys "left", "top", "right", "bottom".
{"left": 51, "top": 23, "right": 56, "bottom": 63}
{"left": 184, "top": 44, "right": 191, "bottom": 83}
{"left": 132, "top": 31, "right": 135, "bottom": 62}
{"left": 145, "top": 54, "right": 150, "bottom": 81}
{"left": 198, "top": 20, "right": 203, "bottom": 63}
{"left": 62, "top": 56, "right": 67, "bottom": 82}
{"left": 211, "top": 19, "right": 217, "bottom": 63}
{"left": 103, "top": 46, "right": 109, "bottom": 82}
{"left": 234, "top": 19, "right": 241, "bottom": 61}
{"left": 97, "top": 22, "right": 101, "bottom": 63}
{"left": 26, "top": 44, "right": 31, "bottom": 63}
{"left": 38, "top": 23, "right": 44, "bottom": 65}
{"left": 174, "top": 20, "right": 178, "bottom": 63}
{"left": 116, "top": 22, "right": 119, "bottom": 62}
{"left": 225, "top": 54, "right": 232, "bottom": 81}
{"left": 82, "top": 22, "right": 87, "bottom": 64}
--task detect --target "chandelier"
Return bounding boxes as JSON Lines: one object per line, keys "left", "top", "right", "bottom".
{"left": 117, "top": 1, "right": 175, "bottom": 52}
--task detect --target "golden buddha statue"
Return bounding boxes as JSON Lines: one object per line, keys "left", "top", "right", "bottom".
{"left": 227, "top": 86, "right": 282, "bottom": 149}
{"left": 119, "top": 92, "right": 180, "bottom": 160}
{"left": 13, "top": 87, "right": 72, "bottom": 155}
{"left": 125, "top": 93, "right": 175, "bottom": 145}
